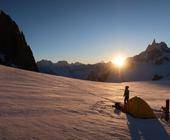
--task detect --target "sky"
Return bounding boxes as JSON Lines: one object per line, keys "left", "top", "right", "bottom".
{"left": 1, "top": 0, "right": 170, "bottom": 64}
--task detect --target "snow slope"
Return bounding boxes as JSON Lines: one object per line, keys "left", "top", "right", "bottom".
{"left": 0, "top": 65, "right": 169, "bottom": 140}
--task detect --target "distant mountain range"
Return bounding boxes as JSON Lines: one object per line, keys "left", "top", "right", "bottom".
{"left": 0, "top": 10, "right": 38, "bottom": 71}
{"left": 37, "top": 40, "right": 170, "bottom": 82}
{"left": 37, "top": 60, "right": 113, "bottom": 82}
{"left": 0, "top": 10, "right": 169, "bottom": 82}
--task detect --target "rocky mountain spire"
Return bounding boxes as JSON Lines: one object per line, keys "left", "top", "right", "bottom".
{"left": 133, "top": 40, "right": 170, "bottom": 64}
{"left": 0, "top": 10, "right": 38, "bottom": 71}
{"left": 152, "top": 39, "right": 156, "bottom": 44}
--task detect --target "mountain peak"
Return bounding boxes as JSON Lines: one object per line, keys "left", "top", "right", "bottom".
{"left": 133, "top": 40, "right": 170, "bottom": 64}
{"left": 0, "top": 10, "right": 4, "bottom": 15}
{"left": 0, "top": 10, "right": 10, "bottom": 20}
{"left": 0, "top": 10, "right": 38, "bottom": 71}
{"left": 152, "top": 39, "right": 156, "bottom": 45}
{"left": 146, "top": 40, "right": 169, "bottom": 53}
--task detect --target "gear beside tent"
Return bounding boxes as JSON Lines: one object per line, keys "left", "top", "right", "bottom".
{"left": 126, "top": 96, "right": 156, "bottom": 118}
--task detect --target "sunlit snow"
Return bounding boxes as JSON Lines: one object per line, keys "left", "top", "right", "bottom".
{"left": 0, "top": 65, "right": 169, "bottom": 140}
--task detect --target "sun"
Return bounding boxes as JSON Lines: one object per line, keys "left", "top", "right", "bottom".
{"left": 112, "top": 54, "right": 126, "bottom": 68}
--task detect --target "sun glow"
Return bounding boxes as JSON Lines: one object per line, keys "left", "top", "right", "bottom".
{"left": 112, "top": 54, "right": 126, "bottom": 68}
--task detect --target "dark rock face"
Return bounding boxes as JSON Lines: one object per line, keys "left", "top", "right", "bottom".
{"left": 133, "top": 39, "right": 170, "bottom": 64}
{"left": 152, "top": 74, "right": 163, "bottom": 81}
{"left": 0, "top": 10, "right": 38, "bottom": 71}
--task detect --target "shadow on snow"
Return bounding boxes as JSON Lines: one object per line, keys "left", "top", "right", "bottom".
{"left": 126, "top": 114, "right": 169, "bottom": 140}
{"left": 114, "top": 108, "right": 169, "bottom": 140}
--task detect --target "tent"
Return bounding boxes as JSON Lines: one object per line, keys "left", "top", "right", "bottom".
{"left": 126, "top": 96, "right": 156, "bottom": 118}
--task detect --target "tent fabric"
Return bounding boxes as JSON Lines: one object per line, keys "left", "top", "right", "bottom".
{"left": 126, "top": 96, "right": 156, "bottom": 118}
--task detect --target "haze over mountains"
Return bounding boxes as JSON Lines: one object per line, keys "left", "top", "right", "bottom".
{"left": 38, "top": 40, "right": 170, "bottom": 82}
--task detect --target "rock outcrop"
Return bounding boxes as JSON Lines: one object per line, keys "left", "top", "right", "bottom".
{"left": 133, "top": 39, "right": 170, "bottom": 64}
{"left": 0, "top": 10, "right": 38, "bottom": 71}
